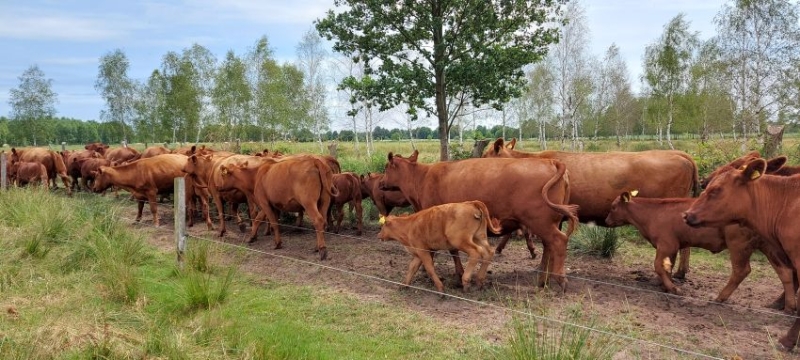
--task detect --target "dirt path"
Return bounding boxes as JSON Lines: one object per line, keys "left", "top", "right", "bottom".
{"left": 121, "top": 200, "right": 797, "bottom": 360}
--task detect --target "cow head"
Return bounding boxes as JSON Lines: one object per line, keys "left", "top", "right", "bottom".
{"left": 482, "top": 138, "right": 518, "bottom": 158}
{"left": 376, "top": 215, "right": 397, "bottom": 242}
{"left": 91, "top": 166, "right": 114, "bottom": 193}
{"left": 604, "top": 190, "right": 639, "bottom": 227}
{"left": 216, "top": 162, "right": 247, "bottom": 192}
{"left": 382, "top": 151, "right": 418, "bottom": 191}
{"left": 684, "top": 158, "right": 766, "bottom": 228}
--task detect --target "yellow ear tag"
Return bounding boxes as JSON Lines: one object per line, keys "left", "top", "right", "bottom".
{"left": 750, "top": 170, "right": 761, "bottom": 180}
{"left": 630, "top": 190, "right": 639, "bottom": 197}
{"left": 379, "top": 215, "right": 386, "bottom": 225}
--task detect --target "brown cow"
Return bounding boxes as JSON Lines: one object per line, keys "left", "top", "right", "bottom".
{"left": 91, "top": 154, "right": 188, "bottom": 226}
{"left": 683, "top": 158, "right": 800, "bottom": 350}
{"left": 483, "top": 138, "right": 697, "bottom": 278}
{"left": 378, "top": 200, "right": 503, "bottom": 292}
{"left": 8, "top": 161, "right": 49, "bottom": 189}
{"left": 359, "top": 172, "right": 412, "bottom": 216}
{"left": 217, "top": 156, "right": 337, "bottom": 260}
{"left": 65, "top": 150, "right": 103, "bottom": 192}
{"left": 141, "top": 145, "right": 172, "bottom": 159}
{"left": 78, "top": 158, "right": 111, "bottom": 191}
{"left": 606, "top": 191, "right": 795, "bottom": 310}
{"left": 10, "top": 147, "right": 71, "bottom": 195}
{"left": 104, "top": 146, "right": 140, "bottom": 165}
{"left": 381, "top": 150, "right": 579, "bottom": 291}
{"left": 182, "top": 151, "right": 258, "bottom": 234}
{"left": 84, "top": 142, "right": 109, "bottom": 155}
{"left": 329, "top": 172, "right": 364, "bottom": 235}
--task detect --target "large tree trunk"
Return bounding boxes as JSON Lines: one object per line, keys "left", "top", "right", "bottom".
{"left": 471, "top": 139, "right": 490, "bottom": 158}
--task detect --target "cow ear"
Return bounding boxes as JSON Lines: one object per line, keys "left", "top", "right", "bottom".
{"left": 220, "top": 165, "right": 228, "bottom": 175}
{"left": 621, "top": 192, "right": 631, "bottom": 203}
{"left": 190, "top": 145, "right": 196, "bottom": 154}
{"left": 741, "top": 158, "right": 767, "bottom": 181}
{"left": 387, "top": 152, "right": 394, "bottom": 162}
{"left": 492, "top": 138, "right": 504, "bottom": 153}
{"left": 766, "top": 156, "right": 787, "bottom": 173}
{"left": 507, "top": 138, "right": 517, "bottom": 149}
{"left": 409, "top": 150, "right": 419, "bottom": 162}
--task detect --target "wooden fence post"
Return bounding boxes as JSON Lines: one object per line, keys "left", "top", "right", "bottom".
{"left": 174, "top": 176, "right": 187, "bottom": 267}
{"left": 1, "top": 152, "right": 6, "bottom": 190}
{"left": 61, "top": 142, "right": 66, "bottom": 152}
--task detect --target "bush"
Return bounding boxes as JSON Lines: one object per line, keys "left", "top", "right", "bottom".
{"left": 569, "top": 226, "right": 622, "bottom": 258}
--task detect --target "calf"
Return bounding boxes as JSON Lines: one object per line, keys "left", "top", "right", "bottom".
{"left": 77, "top": 157, "right": 111, "bottom": 191}
{"left": 9, "top": 161, "right": 49, "bottom": 189}
{"left": 359, "top": 172, "right": 411, "bottom": 216}
{"left": 606, "top": 191, "right": 795, "bottom": 310}
{"left": 217, "top": 156, "right": 337, "bottom": 260}
{"left": 329, "top": 172, "right": 363, "bottom": 235}
{"left": 377, "top": 200, "right": 502, "bottom": 292}
{"left": 684, "top": 158, "right": 800, "bottom": 350}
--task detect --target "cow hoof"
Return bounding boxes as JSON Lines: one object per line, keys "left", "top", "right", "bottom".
{"left": 319, "top": 247, "right": 328, "bottom": 261}
{"left": 356, "top": 231, "right": 362, "bottom": 236}
{"left": 274, "top": 243, "right": 283, "bottom": 250}
{"left": 672, "top": 271, "right": 686, "bottom": 280}
{"left": 238, "top": 223, "right": 247, "bottom": 233}
{"left": 778, "top": 336, "right": 796, "bottom": 352}
{"left": 218, "top": 231, "right": 226, "bottom": 238}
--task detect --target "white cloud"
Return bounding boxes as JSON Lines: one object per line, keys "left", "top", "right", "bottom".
{"left": 0, "top": 5, "right": 147, "bottom": 42}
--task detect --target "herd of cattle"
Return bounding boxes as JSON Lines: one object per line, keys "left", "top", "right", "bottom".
{"left": 4, "top": 138, "right": 800, "bottom": 350}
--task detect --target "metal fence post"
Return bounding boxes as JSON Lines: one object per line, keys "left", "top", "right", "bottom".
{"left": 1, "top": 153, "right": 6, "bottom": 190}
{"left": 174, "top": 176, "right": 187, "bottom": 267}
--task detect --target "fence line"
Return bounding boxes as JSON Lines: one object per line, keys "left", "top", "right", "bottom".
{"left": 86, "top": 188, "right": 800, "bottom": 322}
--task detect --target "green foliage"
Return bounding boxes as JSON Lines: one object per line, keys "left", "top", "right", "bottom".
{"left": 178, "top": 266, "right": 236, "bottom": 313}
{"left": 7, "top": 65, "right": 58, "bottom": 146}
{"left": 569, "top": 226, "right": 622, "bottom": 259}
{"left": 96, "top": 49, "right": 136, "bottom": 143}
{"left": 691, "top": 139, "right": 757, "bottom": 177}
{"left": 492, "top": 311, "right": 618, "bottom": 360}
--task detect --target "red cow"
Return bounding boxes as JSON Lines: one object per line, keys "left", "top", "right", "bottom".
{"left": 77, "top": 158, "right": 111, "bottom": 191}
{"left": 65, "top": 149, "right": 103, "bottom": 192}
{"left": 141, "top": 145, "right": 172, "bottom": 159}
{"left": 104, "top": 147, "right": 140, "bottom": 165}
{"left": 84, "top": 142, "right": 109, "bottom": 155}
{"left": 381, "top": 150, "right": 578, "bottom": 291}
{"left": 606, "top": 191, "right": 795, "bottom": 310}
{"left": 10, "top": 147, "right": 71, "bottom": 195}
{"left": 378, "top": 200, "right": 503, "bottom": 292}
{"left": 8, "top": 161, "right": 49, "bottom": 189}
{"left": 683, "top": 158, "right": 800, "bottom": 350}
{"left": 182, "top": 151, "right": 259, "bottom": 234}
{"left": 217, "top": 156, "right": 338, "bottom": 260}
{"left": 359, "top": 172, "right": 411, "bottom": 216}
{"left": 91, "top": 154, "right": 188, "bottom": 226}
{"left": 329, "top": 172, "right": 364, "bottom": 235}
{"left": 483, "top": 138, "right": 697, "bottom": 278}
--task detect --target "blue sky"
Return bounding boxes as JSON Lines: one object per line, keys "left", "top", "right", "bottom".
{"left": 0, "top": 0, "right": 726, "bottom": 128}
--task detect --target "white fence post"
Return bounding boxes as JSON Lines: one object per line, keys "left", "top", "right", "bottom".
{"left": 174, "top": 176, "right": 186, "bottom": 267}
{"left": 1, "top": 153, "right": 6, "bottom": 190}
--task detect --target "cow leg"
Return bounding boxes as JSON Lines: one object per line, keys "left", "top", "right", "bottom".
{"left": 494, "top": 234, "right": 511, "bottom": 255}
{"left": 135, "top": 199, "right": 145, "bottom": 223}
{"left": 334, "top": 204, "right": 345, "bottom": 234}
{"left": 295, "top": 210, "right": 304, "bottom": 229}
{"left": 460, "top": 246, "right": 486, "bottom": 293}
{"left": 450, "top": 249, "right": 464, "bottom": 282}
{"left": 760, "top": 244, "right": 797, "bottom": 313}
{"left": 353, "top": 199, "right": 363, "bottom": 236}
{"left": 654, "top": 247, "right": 680, "bottom": 295}
{"left": 673, "top": 247, "right": 690, "bottom": 280}
{"left": 403, "top": 256, "right": 423, "bottom": 287}
{"left": 147, "top": 191, "right": 160, "bottom": 226}
{"left": 60, "top": 174, "right": 72, "bottom": 196}
{"left": 714, "top": 243, "right": 752, "bottom": 303}
{"left": 536, "top": 226, "right": 569, "bottom": 293}
{"left": 261, "top": 207, "right": 283, "bottom": 250}
{"left": 419, "top": 250, "right": 444, "bottom": 293}
{"left": 211, "top": 191, "right": 227, "bottom": 237}
{"left": 305, "top": 206, "right": 328, "bottom": 260}
{"left": 524, "top": 231, "right": 537, "bottom": 259}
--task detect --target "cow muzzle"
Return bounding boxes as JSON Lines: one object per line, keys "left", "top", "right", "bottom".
{"left": 682, "top": 212, "right": 702, "bottom": 227}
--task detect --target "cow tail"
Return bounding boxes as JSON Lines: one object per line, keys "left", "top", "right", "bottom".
{"left": 314, "top": 158, "right": 339, "bottom": 197}
{"left": 473, "top": 200, "right": 503, "bottom": 235}
{"left": 50, "top": 150, "right": 68, "bottom": 176}
{"left": 690, "top": 156, "right": 701, "bottom": 197}
{"left": 348, "top": 174, "right": 362, "bottom": 202}
{"left": 542, "top": 160, "right": 580, "bottom": 237}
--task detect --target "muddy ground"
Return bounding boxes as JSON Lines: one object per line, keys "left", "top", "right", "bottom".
{"left": 115, "top": 198, "right": 799, "bottom": 360}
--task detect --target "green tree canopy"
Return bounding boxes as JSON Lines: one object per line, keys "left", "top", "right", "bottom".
{"left": 8, "top": 65, "right": 58, "bottom": 146}
{"left": 316, "top": 0, "right": 566, "bottom": 160}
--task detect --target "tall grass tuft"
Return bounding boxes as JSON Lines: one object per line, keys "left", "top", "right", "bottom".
{"left": 569, "top": 226, "right": 622, "bottom": 258}
{"left": 180, "top": 266, "right": 236, "bottom": 313}
{"left": 493, "top": 313, "right": 619, "bottom": 360}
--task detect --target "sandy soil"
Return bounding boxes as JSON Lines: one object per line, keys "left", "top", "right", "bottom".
{"left": 119, "top": 200, "right": 799, "bottom": 360}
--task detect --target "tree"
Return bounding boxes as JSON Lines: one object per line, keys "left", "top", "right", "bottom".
{"left": 317, "top": 0, "right": 566, "bottom": 160}
{"left": 296, "top": 28, "right": 331, "bottom": 152}
{"left": 161, "top": 51, "right": 202, "bottom": 144}
{"left": 602, "top": 44, "right": 635, "bottom": 147}
{"left": 522, "top": 62, "right": 556, "bottom": 149}
{"left": 212, "top": 50, "right": 251, "bottom": 145}
{"left": 133, "top": 70, "right": 167, "bottom": 143}
{"left": 96, "top": 49, "right": 136, "bottom": 144}
{"left": 643, "top": 13, "right": 698, "bottom": 149}
{"left": 550, "top": 1, "right": 593, "bottom": 150}
{"left": 714, "top": 0, "right": 800, "bottom": 143}
{"left": 8, "top": 65, "right": 58, "bottom": 146}
{"left": 182, "top": 44, "right": 217, "bottom": 143}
